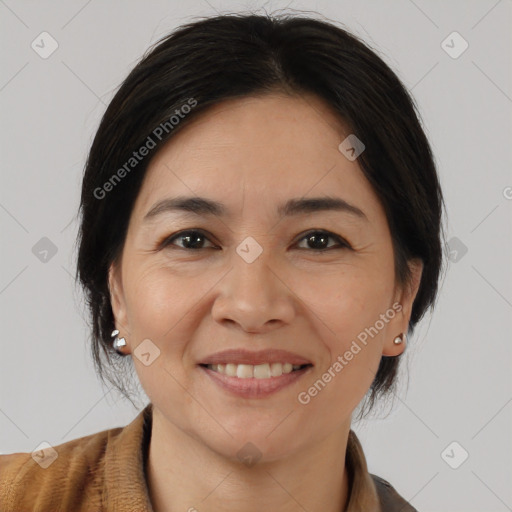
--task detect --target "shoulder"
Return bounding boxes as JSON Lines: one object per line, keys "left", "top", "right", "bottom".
{"left": 0, "top": 425, "right": 123, "bottom": 511}
{"left": 370, "top": 474, "right": 419, "bottom": 512}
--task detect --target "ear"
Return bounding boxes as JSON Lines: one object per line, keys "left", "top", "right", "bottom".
{"left": 382, "top": 258, "right": 423, "bottom": 356}
{"left": 108, "top": 260, "right": 130, "bottom": 337}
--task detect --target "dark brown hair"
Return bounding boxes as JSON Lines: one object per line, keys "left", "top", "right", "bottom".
{"left": 75, "top": 12, "right": 445, "bottom": 416}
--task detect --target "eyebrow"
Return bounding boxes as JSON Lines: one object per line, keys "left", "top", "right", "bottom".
{"left": 143, "top": 195, "right": 368, "bottom": 222}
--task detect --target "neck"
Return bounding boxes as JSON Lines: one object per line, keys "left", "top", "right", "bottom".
{"left": 145, "top": 408, "right": 351, "bottom": 512}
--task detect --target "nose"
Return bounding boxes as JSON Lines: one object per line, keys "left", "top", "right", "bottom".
{"left": 211, "top": 251, "right": 295, "bottom": 334}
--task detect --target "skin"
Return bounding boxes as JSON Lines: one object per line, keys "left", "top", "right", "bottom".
{"left": 108, "top": 92, "right": 423, "bottom": 512}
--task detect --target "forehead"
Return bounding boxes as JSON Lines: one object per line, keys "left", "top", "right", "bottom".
{"left": 132, "top": 93, "right": 382, "bottom": 223}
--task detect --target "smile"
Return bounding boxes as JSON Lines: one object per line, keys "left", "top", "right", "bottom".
{"left": 198, "top": 363, "right": 313, "bottom": 398}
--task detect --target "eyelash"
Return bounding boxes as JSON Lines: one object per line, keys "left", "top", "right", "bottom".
{"left": 158, "top": 229, "right": 352, "bottom": 252}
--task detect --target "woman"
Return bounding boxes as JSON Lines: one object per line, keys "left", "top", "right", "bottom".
{"left": 0, "top": 12, "right": 444, "bottom": 512}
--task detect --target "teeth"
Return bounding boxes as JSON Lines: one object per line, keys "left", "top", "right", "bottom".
{"left": 253, "top": 363, "right": 270, "bottom": 379}
{"left": 206, "top": 362, "right": 305, "bottom": 378}
{"left": 237, "top": 364, "right": 253, "bottom": 378}
{"left": 225, "top": 363, "right": 237, "bottom": 377}
{"left": 270, "top": 362, "right": 283, "bottom": 377}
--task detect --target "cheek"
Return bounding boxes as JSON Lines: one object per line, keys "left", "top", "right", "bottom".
{"left": 123, "top": 261, "right": 201, "bottom": 343}
{"left": 299, "top": 261, "right": 395, "bottom": 343}
{"left": 122, "top": 263, "right": 202, "bottom": 402}
{"left": 294, "top": 268, "right": 391, "bottom": 418}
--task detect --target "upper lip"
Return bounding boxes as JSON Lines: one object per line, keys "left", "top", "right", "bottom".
{"left": 199, "top": 349, "right": 313, "bottom": 366}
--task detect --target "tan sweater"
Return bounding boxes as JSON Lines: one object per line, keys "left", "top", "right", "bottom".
{"left": 0, "top": 403, "right": 417, "bottom": 511}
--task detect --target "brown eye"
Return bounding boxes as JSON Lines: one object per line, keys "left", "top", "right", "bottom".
{"left": 295, "top": 230, "right": 351, "bottom": 251}
{"left": 161, "top": 230, "right": 217, "bottom": 250}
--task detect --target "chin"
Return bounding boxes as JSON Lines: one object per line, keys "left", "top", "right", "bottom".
{"left": 200, "top": 421, "right": 303, "bottom": 465}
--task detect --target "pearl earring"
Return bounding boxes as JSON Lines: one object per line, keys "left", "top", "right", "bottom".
{"left": 393, "top": 334, "right": 404, "bottom": 345}
{"left": 111, "top": 329, "right": 127, "bottom": 355}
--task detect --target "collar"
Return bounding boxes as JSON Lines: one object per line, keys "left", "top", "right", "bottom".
{"left": 103, "top": 403, "right": 381, "bottom": 511}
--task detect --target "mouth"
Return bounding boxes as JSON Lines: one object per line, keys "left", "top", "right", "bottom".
{"left": 198, "top": 362, "right": 313, "bottom": 398}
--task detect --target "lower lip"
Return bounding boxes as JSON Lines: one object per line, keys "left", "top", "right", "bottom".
{"left": 198, "top": 365, "right": 312, "bottom": 399}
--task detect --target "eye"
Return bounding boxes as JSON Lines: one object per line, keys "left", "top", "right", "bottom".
{"left": 160, "top": 230, "right": 217, "bottom": 250}
{"left": 295, "top": 230, "right": 351, "bottom": 251}
{"left": 159, "top": 229, "right": 351, "bottom": 252}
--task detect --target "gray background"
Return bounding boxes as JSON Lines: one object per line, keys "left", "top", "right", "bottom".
{"left": 1, "top": 1, "right": 511, "bottom": 510}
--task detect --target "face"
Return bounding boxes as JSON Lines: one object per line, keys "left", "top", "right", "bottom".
{"left": 109, "top": 93, "right": 422, "bottom": 461}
